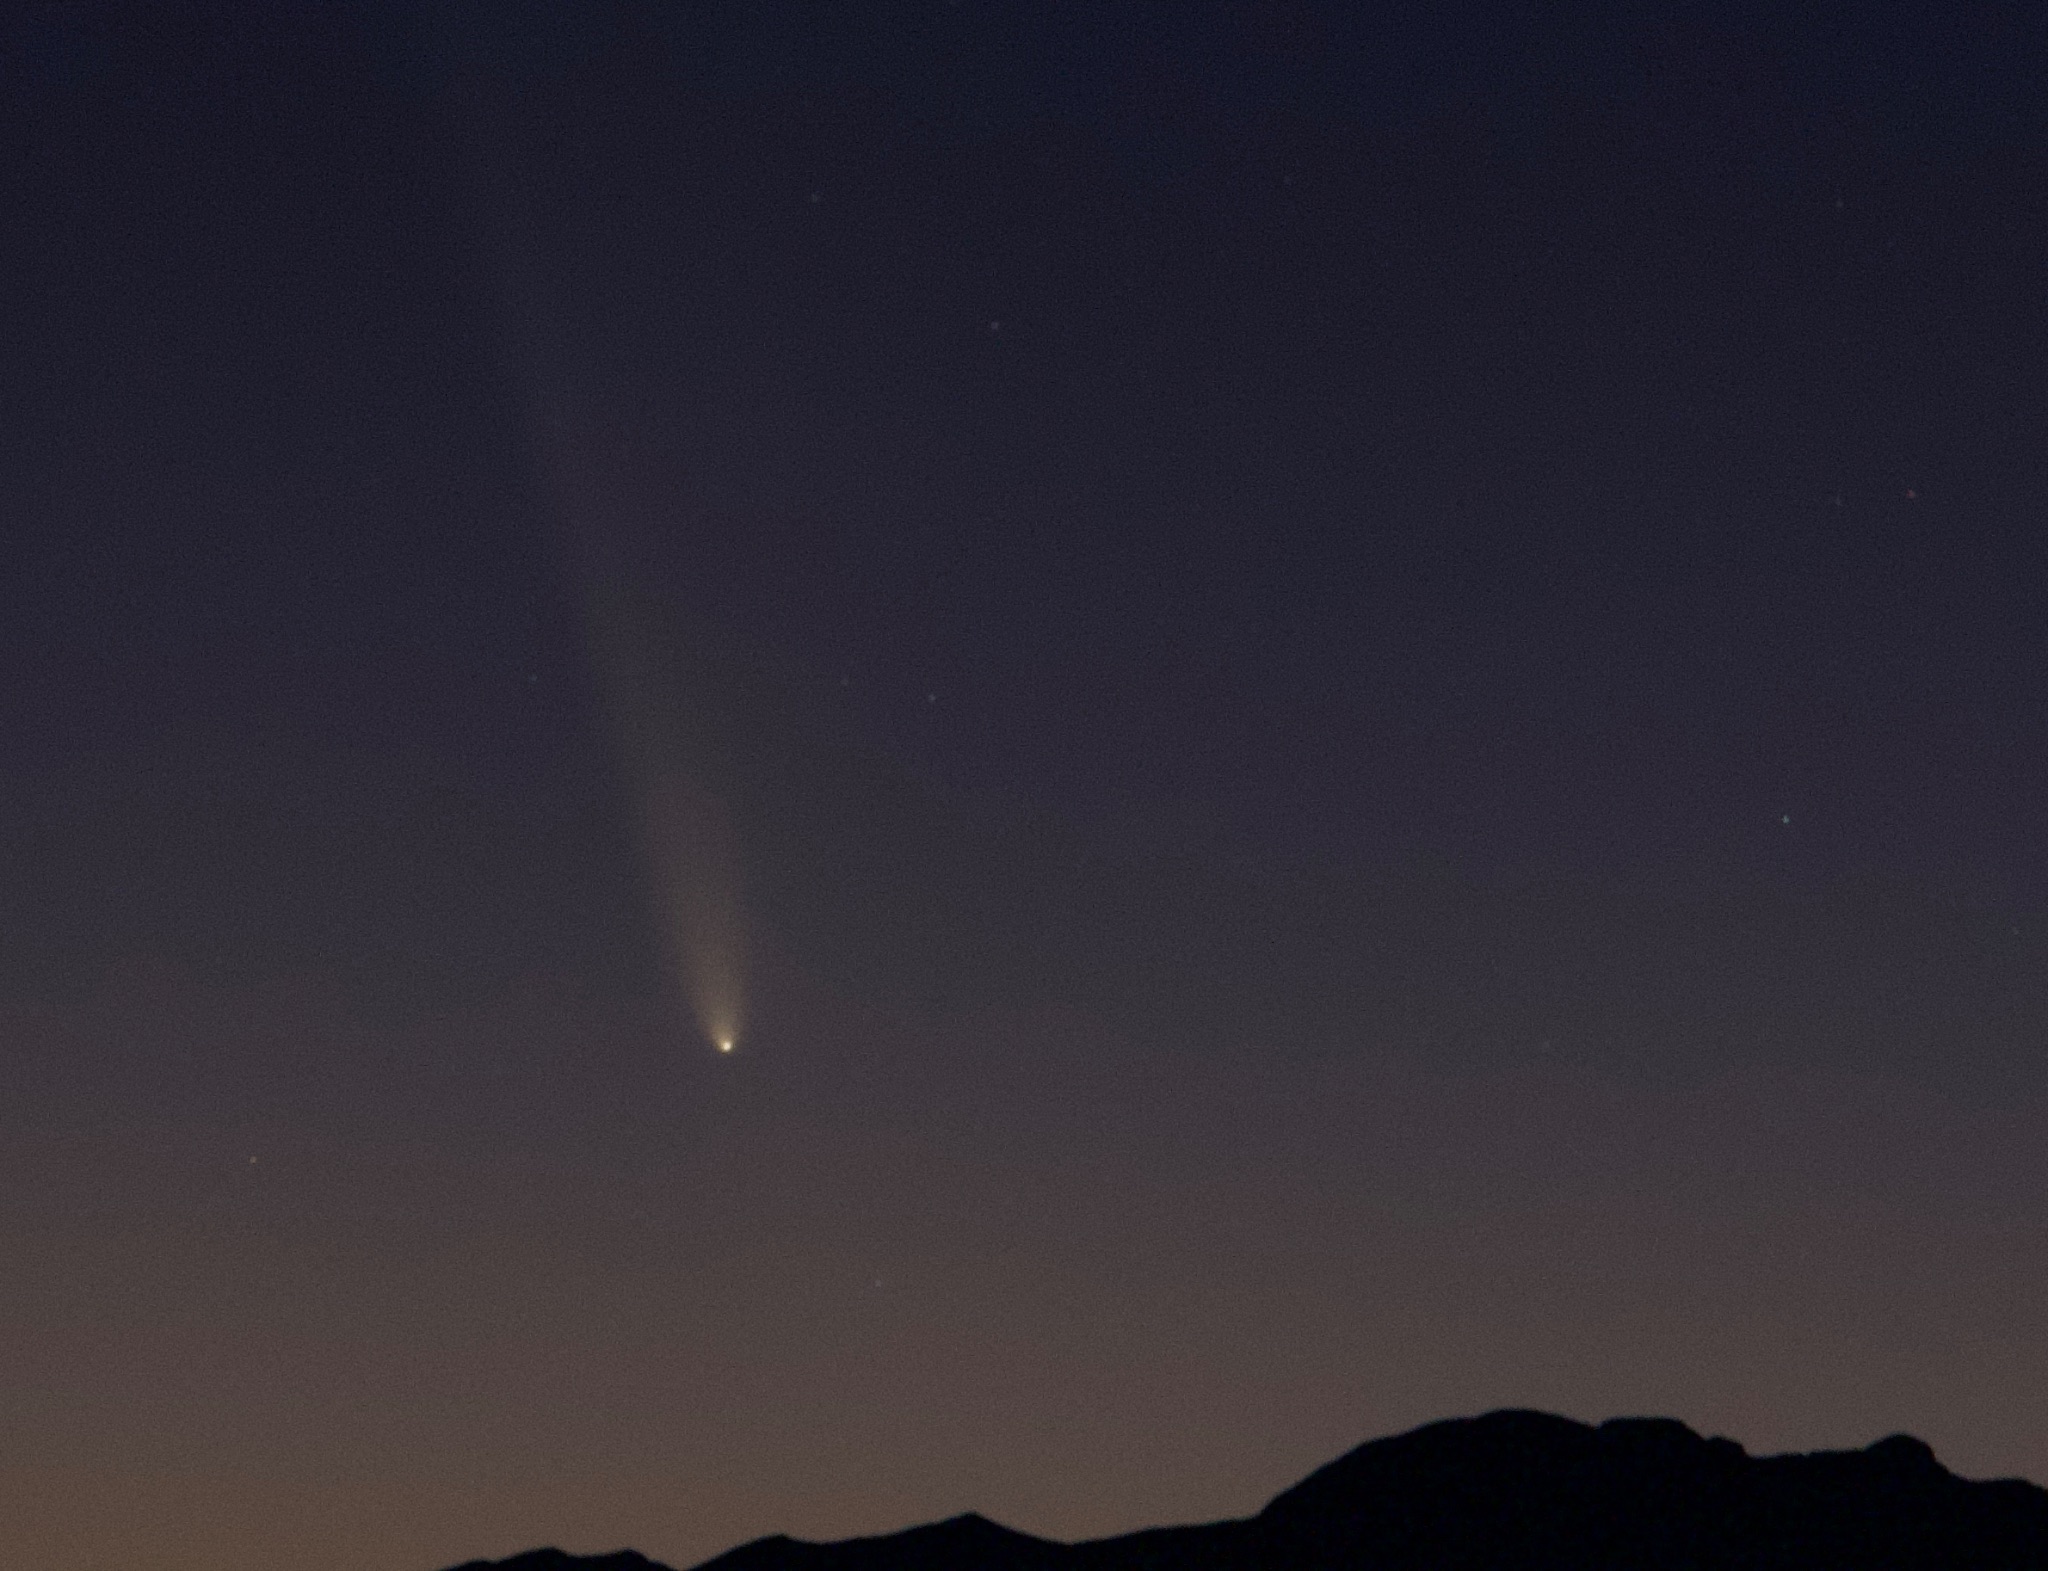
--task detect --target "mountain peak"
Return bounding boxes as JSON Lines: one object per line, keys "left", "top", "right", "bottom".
{"left": 1867, "top": 1433, "right": 1942, "bottom": 1468}
{"left": 690, "top": 1504, "right": 1063, "bottom": 1571}
{"left": 443, "top": 1551, "right": 672, "bottom": 1571}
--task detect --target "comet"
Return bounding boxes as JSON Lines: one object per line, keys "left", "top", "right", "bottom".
{"left": 455, "top": 105, "right": 746, "bottom": 1061}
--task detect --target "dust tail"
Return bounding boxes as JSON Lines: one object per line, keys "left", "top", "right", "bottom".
{"left": 577, "top": 539, "right": 746, "bottom": 1054}
{"left": 446, "top": 58, "right": 744, "bottom": 1055}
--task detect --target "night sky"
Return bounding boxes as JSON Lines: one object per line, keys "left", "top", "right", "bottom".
{"left": 7, "top": 4, "right": 2048, "bottom": 1569}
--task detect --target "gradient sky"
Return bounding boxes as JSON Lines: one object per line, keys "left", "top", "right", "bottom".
{"left": 6, "top": 4, "right": 2048, "bottom": 1569}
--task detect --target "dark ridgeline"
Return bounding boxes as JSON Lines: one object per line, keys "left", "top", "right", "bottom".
{"left": 444, "top": 1410, "right": 2048, "bottom": 1571}
{"left": 448, "top": 1559, "right": 671, "bottom": 1571}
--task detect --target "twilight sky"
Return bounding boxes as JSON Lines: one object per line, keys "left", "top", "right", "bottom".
{"left": 5, "top": 4, "right": 2048, "bottom": 1569}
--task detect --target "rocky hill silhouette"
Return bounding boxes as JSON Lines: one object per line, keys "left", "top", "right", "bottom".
{"left": 442, "top": 1409, "right": 2048, "bottom": 1571}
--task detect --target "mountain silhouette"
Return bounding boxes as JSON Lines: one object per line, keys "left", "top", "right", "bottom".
{"left": 443, "top": 1409, "right": 2048, "bottom": 1571}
